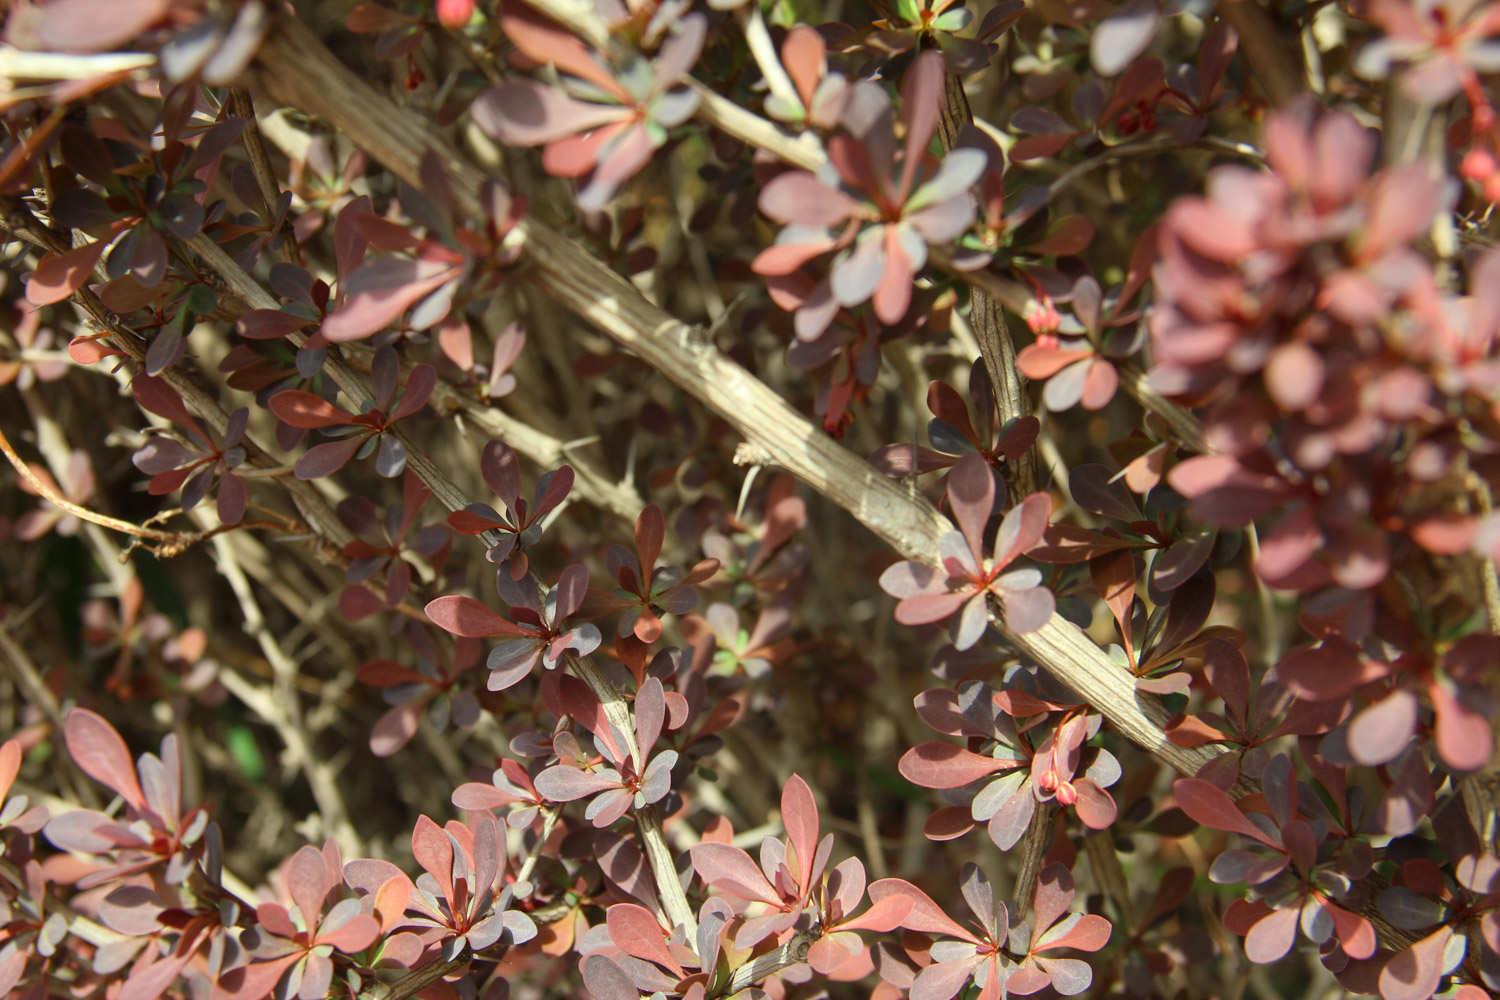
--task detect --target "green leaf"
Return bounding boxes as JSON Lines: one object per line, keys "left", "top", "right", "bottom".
{"left": 226, "top": 726, "right": 265, "bottom": 781}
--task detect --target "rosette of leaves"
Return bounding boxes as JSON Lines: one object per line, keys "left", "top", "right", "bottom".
{"left": 25, "top": 118, "right": 242, "bottom": 333}
{"left": 13, "top": 448, "right": 94, "bottom": 541}
{"left": 446, "top": 440, "right": 573, "bottom": 570}
{"left": 871, "top": 360, "right": 1040, "bottom": 485}
{"left": 451, "top": 758, "right": 550, "bottom": 830}
{"left": 578, "top": 895, "right": 739, "bottom": 1000}
{"left": 129, "top": 374, "right": 250, "bottom": 524}
{"left": 314, "top": 167, "right": 523, "bottom": 344}
{"left": 425, "top": 564, "right": 601, "bottom": 692}
{"left": 700, "top": 601, "right": 792, "bottom": 679}
{"left": 43, "top": 710, "right": 213, "bottom": 888}
{"left": 688, "top": 773, "right": 832, "bottom": 948}
{"left": 866, "top": 0, "right": 1023, "bottom": 74}
{"left": 1375, "top": 852, "right": 1500, "bottom": 1000}
{"left": 698, "top": 474, "right": 808, "bottom": 600}
{"left": 752, "top": 51, "right": 984, "bottom": 338}
{"left": 879, "top": 452, "right": 1054, "bottom": 648}
{"left": 534, "top": 678, "right": 678, "bottom": 828}
{"left": 471, "top": 6, "right": 706, "bottom": 211}
{"left": 268, "top": 347, "right": 436, "bottom": 479}
{"left": 1030, "top": 462, "right": 1219, "bottom": 603}
{"left": 868, "top": 862, "right": 1111, "bottom": 998}
{"left": 335, "top": 472, "right": 451, "bottom": 622}
{"left": 1165, "top": 639, "right": 1300, "bottom": 787}
{"left": 604, "top": 504, "right": 720, "bottom": 643}
{"left": 357, "top": 635, "right": 483, "bottom": 757}
{"left": 899, "top": 681, "right": 1120, "bottom": 848}
{"left": 1016, "top": 274, "right": 1147, "bottom": 412}
{"left": 1173, "top": 758, "right": 1377, "bottom": 966}
{"left": 1355, "top": 0, "right": 1500, "bottom": 106}
{"left": 403, "top": 813, "right": 538, "bottom": 956}
{"left": 232, "top": 844, "right": 382, "bottom": 1000}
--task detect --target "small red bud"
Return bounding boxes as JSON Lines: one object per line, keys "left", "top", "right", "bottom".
{"left": 1038, "top": 768, "right": 1059, "bottom": 794}
{"left": 1462, "top": 148, "right": 1497, "bottom": 182}
{"left": 1025, "top": 298, "right": 1061, "bottom": 336}
{"left": 436, "top": 0, "right": 476, "bottom": 29}
{"left": 1055, "top": 780, "right": 1078, "bottom": 806}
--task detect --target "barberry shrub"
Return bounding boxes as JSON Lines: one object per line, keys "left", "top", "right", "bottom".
{"left": 1, "top": 1, "right": 1499, "bottom": 999}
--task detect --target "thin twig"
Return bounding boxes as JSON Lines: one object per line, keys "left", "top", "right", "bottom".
{"left": 936, "top": 71, "right": 1038, "bottom": 494}
{"left": 566, "top": 654, "right": 699, "bottom": 937}
{"left": 0, "top": 425, "right": 205, "bottom": 555}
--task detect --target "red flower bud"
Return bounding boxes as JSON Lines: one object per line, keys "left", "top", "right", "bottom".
{"left": 1462, "top": 148, "right": 1496, "bottom": 183}
{"left": 436, "top": 0, "right": 476, "bottom": 28}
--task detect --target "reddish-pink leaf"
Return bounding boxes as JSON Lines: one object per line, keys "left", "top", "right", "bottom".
{"left": 895, "top": 590, "right": 968, "bottom": 626}
{"left": 1090, "top": 549, "right": 1136, "bottom": 654}
{"left": 689, "top": 842, "right": 780, "bottom": 904}
{"left": 1070, "top": 778, "right": 1118, "bottom": 830}
{"left": 1244, "top": 906, "right": 1298, "bottom": 963}
{"left": 131, "top": 374, "right": 193, "bottom": 425}
{"left": 26, "top": 240, "right": 107, "bottom": 307}
{"left": 370, "top": 703, "right": 419, "bottom": 757}
{"left": 32, "top": 0, "right": 170, "bottom": 52}
{"left": 534, "top": 764, "right": 619, "bottom": 802}
{"left": 1325, "top": 900, "right": 1376, "bottom": 960}
{"left": 424, "top": 595, "right": 523, "bottom": 638}
{"left": 1431, "top": 681, "right": 1492, "bottom": 772}
{"left": 496, "top": 7, "right": 627, "bottom": 101}
{"left": 1036, "top": 912, "right": 1112, "bottom": 953}
{"left": 1172, "top": 779, "right": 1279, "bottom": 848}
{"left": 1347, "top": 690, "right": 1418, "bottom": 765}
{"left": 269, "top": 390, "right": 349, "bottom": 429}
{"left": 839, "top": 893, "right": 913, "bottom": 933}
{"left": 287, "top": 845, "right": 332, "bottom": 927}
{"left": 899, "top": 743, "right": 1009, "bottom": 789}
{"left": 781, "top": 25, "right": 825, "bottom": 107}
{"left": 1379, "top": 927, "right": 1452, "bottom": 1000}
{"left": 606, "top": 903, "right": 681, "bottom": 975}
{"left": 236, "top": 309, "right": 308, "bottom": 341}
{"left": 579, "top": 955, "right": 639, "bottom": 1000}
{"left": 1410, "top": 513, "right": 1477, "bottom": 555}
{"left": 946, "top": 452, "right": 994, "bottom": 562}
{"left": 410, "top": 815, "right": 454, "bottom": 900}
{"left": 322, "top": 258, "right": 458, "bottom": 343}
{"left": 1275, "top": 640, "right": 1378, "bottom": 701}
{"left": 781, "top": 773, "right": 819, "bottom": 893}
{"left": 867, "top": 878, "right": 976, "bottom": 942}
{"left": 65, "top": 709, "right": 145, "bottom": 812}
{"left": 1020, "top": 341, "right": 1092, "bottom": 377}
{"left": 295, "top": 437, "right": 364, "bottom": 480}
{"left": 0, "top": 740, "right": 19, "bottom": 802}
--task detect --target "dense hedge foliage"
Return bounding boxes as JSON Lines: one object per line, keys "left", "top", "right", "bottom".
{"left": 1, "top": 1, "right": 1499, "bottom": 998}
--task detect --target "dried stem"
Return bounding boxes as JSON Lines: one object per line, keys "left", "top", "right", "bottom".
{"left": 209, "top": 533, "right": 362, "bottom": 855}
{"left": 566, "top": 654, "right": 698, "bottom": 937}
{"left": 936, "top": 72, "right": 1038, "bottom": 494}
{"left": 1218, "top": 1, "right": 1305, "bottom": 107}
{"left": 1010, "top": 806, "right": 1054, "bottom": 920}
{"left": 0, "top": 425, "right": 207, "bottom": 554}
